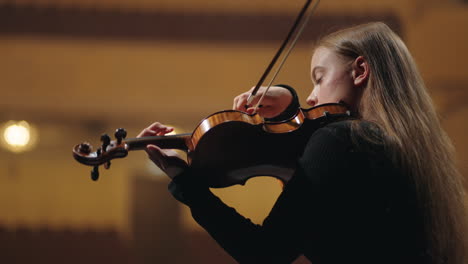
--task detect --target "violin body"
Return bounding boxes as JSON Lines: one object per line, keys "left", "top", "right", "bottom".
{"left": 73, "top": 103, "right": 351, "bottom": 186}
{"left": 188, "top": 103, "right": 350, "bottom": 187}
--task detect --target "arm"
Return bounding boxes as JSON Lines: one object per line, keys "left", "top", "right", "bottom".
{"left": 168, "top": 123, "right": 356, "bottom": 263}
{"left": 168, "top": 167, "right": 308, "bottom": 264}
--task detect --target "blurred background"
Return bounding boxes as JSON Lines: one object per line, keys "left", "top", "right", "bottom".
{"left": 0, "top": 0, "right": 467, "bottom": 263}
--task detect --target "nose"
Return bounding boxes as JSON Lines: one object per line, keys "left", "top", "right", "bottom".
{"left": 306, "top": 93, "right": 317, "bottom": 107}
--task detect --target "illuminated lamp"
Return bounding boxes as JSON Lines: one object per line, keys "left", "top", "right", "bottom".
{"left": 0, "top": 120, "right": 38, "bottom": 153}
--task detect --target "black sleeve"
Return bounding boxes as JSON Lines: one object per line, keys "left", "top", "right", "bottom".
{"left": 168, "top": 168, "right": 310, "bottom": 263}
{"left": 264, "top": 84, "right": 300, "bottom": 122}
{"left": 167, "top": 123, "right": 356, "bottom": 263}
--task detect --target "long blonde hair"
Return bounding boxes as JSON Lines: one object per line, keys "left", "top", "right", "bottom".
{"left": 316, "top": 22, "right": 467, "bottom": 264}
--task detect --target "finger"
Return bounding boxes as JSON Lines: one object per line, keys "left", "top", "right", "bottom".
{"left": 245, "top": 86, "right": 268, "bottom": 108}
{"left": 233, "top": 95, "right": 247, "bottom": 110}
{"left": 245, "top": 95, "right": 263, "bottom": 109}
{"left": 246, "top": 107, "right": 256, "bottom": 115}
{"left": 146, "top": 144, "right": 167, "bottom": 169}
{"left": 138, "top": 127, "right": 172, "bottom": 138}
{"left": 233, "top": 93, "right": 248, "bottom": 111}
{"left": 233, "top": 95, "right": 240, "bottom": 110}
{"left": 147, "top": 122, "right": 173, "bottom": 133}
{"left": 238, "top": 93, "right": 260, "bottom": 111}
{"left": 233, "top": 86, "right": 257, "bottom": 110}
{"left": 156, "top": 127, "right": 174, "bottom": 136}
{"left": 137, "top": 128, "right": 157, "bottom": 138}
{"left": 137, "top": 123, "right": 174, "bottom": 137}
{"left": 146, "top": 144, "right": 163, "bottom": 157}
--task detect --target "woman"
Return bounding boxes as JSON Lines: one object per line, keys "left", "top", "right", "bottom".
{"left": 138, "top": 22, "right": 467, "bottom": 264}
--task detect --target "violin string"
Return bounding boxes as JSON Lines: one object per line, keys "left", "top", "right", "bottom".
{"left": 252, "top": 0, "right": 320, "bottom": 114}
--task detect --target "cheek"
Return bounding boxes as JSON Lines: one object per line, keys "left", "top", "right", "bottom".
{"left": 317, "top": 79, "right": 339, "bottom": 100}
{"left": 316, "top": 75, "right": 353, "bottom": 104}
{"left": 328, "top": 73, "right": 352, "bottom": 96}
{"left": 329, "top": 72, "right": 350, "bottom": 88}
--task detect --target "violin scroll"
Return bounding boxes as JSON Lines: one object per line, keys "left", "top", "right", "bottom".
{"left": 73, "top": 128, "right": 130, "bottom": 181}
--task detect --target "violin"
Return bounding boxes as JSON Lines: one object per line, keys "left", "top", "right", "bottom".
{"left": 72, "top": 0, "right": 350, "bottom": 186}
{"left": 72, "top": 103, "right": 351, "bottom": 186}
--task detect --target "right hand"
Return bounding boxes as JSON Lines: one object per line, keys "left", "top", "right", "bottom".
{"left": 233, "top": 86, "right": 293, "bottom": 119}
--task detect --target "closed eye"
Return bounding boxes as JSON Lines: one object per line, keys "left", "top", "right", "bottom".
{"left": 311, "top": 66, "right": 325, "bottom": 85}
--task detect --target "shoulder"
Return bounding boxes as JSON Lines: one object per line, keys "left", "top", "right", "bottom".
{"left": 310, "top": 119, "right": 385, "bottom": 151}
{"left": 299, "top": 119, "right": 386, "bottom": 169}
{"left": 318, "top": 119, "right": 382, "bottom": 138}
{"left": 298, "top": 120, "right": 354, "bottom": 175}
{"left": 298, "top": 120, "right": 392, "bottom": 192}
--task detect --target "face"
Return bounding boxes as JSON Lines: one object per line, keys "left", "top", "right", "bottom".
{"left": 307, "top": 47, "right": 363, "bottom": 110}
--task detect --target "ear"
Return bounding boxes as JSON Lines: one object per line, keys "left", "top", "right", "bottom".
{"left": 351, "top": 56, "right": 369, "bottom": 87}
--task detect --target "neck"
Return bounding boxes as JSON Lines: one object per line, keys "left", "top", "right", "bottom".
{"left": 125, "top": 133, "right": 191, "bottom": 151}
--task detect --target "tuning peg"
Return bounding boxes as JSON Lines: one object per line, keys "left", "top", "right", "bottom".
{"left": 78, "top": 142, "right": 92, "bottom": 155}
{"left": 115, "top": 128, "right": 127, "bottom": 144}
{"left": 101, "top": 134, "right": 111, "bottom": 152}
{"left": 91, "top": 166, "right": 99, "bottom": 181}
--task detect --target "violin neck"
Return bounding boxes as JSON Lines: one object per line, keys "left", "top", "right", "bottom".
{"left": 125, "top": 133, "right": 191, "bottom": 152}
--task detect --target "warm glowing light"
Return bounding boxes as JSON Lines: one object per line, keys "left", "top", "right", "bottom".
{"left": 0, "top": 120, "right": 38, "bottom": 153}
{"left": 4, "top": 122, "right": 31, "bottom": 147}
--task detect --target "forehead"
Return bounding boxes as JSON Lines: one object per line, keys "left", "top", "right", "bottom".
{"left": 311, "top": 46, "right": 337, "bottom": 67}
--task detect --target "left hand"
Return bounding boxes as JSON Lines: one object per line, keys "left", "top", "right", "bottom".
{"left": 137, "top": 122, "right": 188, "bottom": 179}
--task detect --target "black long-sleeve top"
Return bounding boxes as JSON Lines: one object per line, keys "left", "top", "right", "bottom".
{"left": 168, "top": 87, "right": 428, "bottom": 264}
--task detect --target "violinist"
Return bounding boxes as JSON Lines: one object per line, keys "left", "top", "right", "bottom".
{"left": 138, "top": 22, "right": 467, "bottom": 264}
